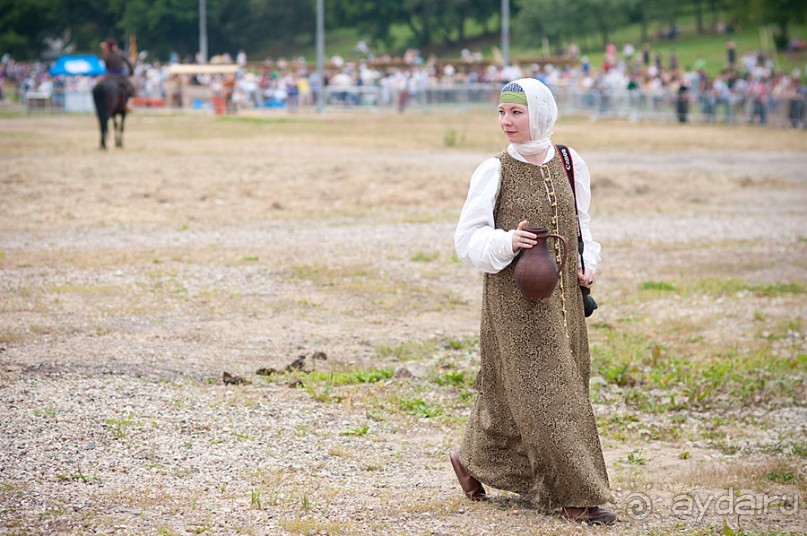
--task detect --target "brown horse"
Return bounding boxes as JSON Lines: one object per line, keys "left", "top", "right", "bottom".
{"left": 92, "top": 77, "right": 129, "bottom": 149}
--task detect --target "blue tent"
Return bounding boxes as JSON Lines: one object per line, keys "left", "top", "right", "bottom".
{"left": 49, "top": 54, "right": 107, "bottom": 76}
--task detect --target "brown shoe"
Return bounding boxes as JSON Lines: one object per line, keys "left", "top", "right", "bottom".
{"left": 449, "top": 452, "right": 488, "bottom": 501}
{"left": 559, "top": 506, "right": 617, "bottom": 525}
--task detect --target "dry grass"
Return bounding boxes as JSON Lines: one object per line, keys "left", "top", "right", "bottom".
{"left": 675, "top": 457, "right": 805, "bottom": 494}
{"left": 0, "top": 109, "right": 805, "bottom": 535}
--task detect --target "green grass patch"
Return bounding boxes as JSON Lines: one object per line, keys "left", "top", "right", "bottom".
{"left": 591, "top": 330, "right": 805, "bottom": 412}
{"left": 33, "top": 404, "right": 59, "bottom": 419}
{"left": 57, "top": 464, "right": 101, "bottom": 484}
{"left": 689, "top": 278, "right": 804, "bottom": 297}
{"left": 433, "top": 370, "right": 472, "bottom": 387}
{"left": 0, "top": 110, "right": 27, "bottom": 119}
{"left": 396, "top": 397, "right": 443, "bottom": 419}
{"left": 267, "top": 368, "right": 394, "bottom": 404}
{"left": 442, "top": 336, "right": 478, "bottom": 352}
{"left": 564, "top": 16, "right": 807, "bottom": 77}
{"left": 751, "top": 283, "right": 806, "bottom": 296}
{"left": 626, "top": 450, "right": 646, "bottom": 465}
{"left": 250, "top": 488, "right": 262, "bottom": 510}
{"left": 410, "top": 251, "right": 440, "bottom": 263}
{"left": 375, "top": 339, "right": 438, "bottom": 361}
{"left": 759, "top": 318, "right": 803, "bottom": 341}
{"left": 641, "top": 280, "right": 677, "bottom": 291}
{"left": 305, "top": 368, "right": 394, "bottom": 386}
{"left": 638, "top": 278, "right": 805, "bottom": 298}
{"left": 765, "top": 472, "right": 796, "bottom": 484}
{"left": 342, "top": 423, "right": 370, "bottom": 436}
{"left": 105, "top": 414, "right": 138, "bottom": 440}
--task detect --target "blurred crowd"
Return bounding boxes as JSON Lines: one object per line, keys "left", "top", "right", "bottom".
{"left": 2, "top": 39, "right": 806, "bottom": 128}
{"left": 558, "top": 41, "right": 807, "bottom": 126}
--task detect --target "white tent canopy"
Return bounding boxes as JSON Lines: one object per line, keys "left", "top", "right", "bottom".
{"left": 166, "top": 64, "right": 239, "bottom": 75}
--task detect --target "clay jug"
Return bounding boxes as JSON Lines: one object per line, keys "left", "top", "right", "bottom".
{"left": 513, "top": 227, "right": 569, "bottom": 300}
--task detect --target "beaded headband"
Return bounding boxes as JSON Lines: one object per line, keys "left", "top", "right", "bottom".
{"left": 499, "top": 82, "right": 528, "bottom": 105}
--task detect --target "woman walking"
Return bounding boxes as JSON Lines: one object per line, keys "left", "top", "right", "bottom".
{"left": 451, "top": 78, "right": 616, "bottom": 525}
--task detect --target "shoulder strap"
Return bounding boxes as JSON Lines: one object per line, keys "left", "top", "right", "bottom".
{"left": 555, "top": 144, "right": 585, "bottom": 269}
{"left": 556, "top": 144, "right": 576, "bottom": 197}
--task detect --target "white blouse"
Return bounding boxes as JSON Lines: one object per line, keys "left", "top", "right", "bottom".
{"left": 455, "top": 144, "right": 601, "bottom": 274}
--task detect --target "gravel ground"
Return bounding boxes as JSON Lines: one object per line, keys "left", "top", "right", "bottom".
{"left": 1, "top": 112, "right": 805, "bottom": 535}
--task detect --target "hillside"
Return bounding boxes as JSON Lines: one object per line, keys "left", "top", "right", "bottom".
{"left": 280, "top": 16, "right": 807, "bottom": 78}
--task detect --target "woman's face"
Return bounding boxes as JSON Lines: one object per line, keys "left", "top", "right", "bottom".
{"left": 498, "top": 103, "right": 531, "bottom": 143}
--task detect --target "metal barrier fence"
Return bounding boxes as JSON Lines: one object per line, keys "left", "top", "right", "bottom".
{"left": 319, "top": 83, "right": 806, "bottom": 128}
{"left": 43, "top": 83, "right": 806, "bottom": 128}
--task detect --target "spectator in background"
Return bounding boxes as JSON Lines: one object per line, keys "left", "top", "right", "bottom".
{"left": 222, "top": 74, "right": 236, "bottom": 113}
{"left": 713, "top": 73, "right": 733, "bottom": 123}
{"left": 622, "top": 43, "right": 635, "bottom": 60}
{"left": 642, "top": 43, "right": 650, "bottom": 66}
{"left": 748, "top": 76, "right": 770, "bottom": 124}
{"left": 16, "top": 36, "right": 799, "bottom": 127}
{"left": 726, "top": 40, "right": 737, "bottom": 68}
{"left": 784, "top": 73, "right": 806, "bottom": 128}
{"left": 676, "top": 79, "right": 690, "bottom": 123}
{"left": 283, "top": 74, "right": 299, "bottom": 111}
{"left": 669, "top": 50, "right": 679, "bottom": 72}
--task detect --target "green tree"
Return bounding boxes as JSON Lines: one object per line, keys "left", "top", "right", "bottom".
{"left": 628, "top": 0, "right": 669, "bottom": 44}
{"left": 329, "top": 0, "right": 498, "bottom": 52}
{"left": 401, "top": 0, "right": 440, "bottom": 48}
{"left": 586, "top": 0, "right": 632, "bottom": 47}
{"left": 63, "top": 0, "right": 125, "bottom": 52}
{"left": 0, "top": 0, "right": 63, "bottom": 59}
{"left": 727, "top": 0, "right": 807, "bottom": 48}
{"left": 516, "top": 0, "right": 579, "bottom": 51}
{"left": 202, "top": 0, "right": 315, "bottom": 58}
{"left": 444, "top": 0, "right": 500, "bottom": 47}
{"left": 516, "top": 0, "right": 631, "bottom": 52}
{"left": 329, "top": 0, "right": 407, "bottom": 50}
{"left": 116, "top": 0, "right": 198, "bottom": 59}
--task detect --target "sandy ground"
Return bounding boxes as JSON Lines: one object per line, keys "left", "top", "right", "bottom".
{"left": 0, "top": 109, "right": 805, "bottom": 535}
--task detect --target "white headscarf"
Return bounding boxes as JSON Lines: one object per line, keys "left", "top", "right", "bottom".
{"left": 506, "top": 78, "right": 558, "bottom": 156}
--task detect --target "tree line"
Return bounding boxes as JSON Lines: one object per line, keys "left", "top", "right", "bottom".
{"left": 0, "top": 0, "right": 803, "bottom": 61}
{"left": 517, "top": 0, "right": 805, "bottom": 53}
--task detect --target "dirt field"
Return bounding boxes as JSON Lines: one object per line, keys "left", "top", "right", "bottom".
{"left": 0, "top": 107, "right": 805, "bottom": 535}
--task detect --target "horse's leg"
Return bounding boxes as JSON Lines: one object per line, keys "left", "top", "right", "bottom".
{"left": 100, "top": 119, "right": 107, "bottom": 150}
{"left": 117, "top": 111, "right": 126, "bottom": 148}
{"left": 95, "top": 110, "right": 108, "bottom": 150}
{"left": 93, "top": 86, "right": 109, "bottom": 150}
{"left": 112, "top": 114, "right": 121, "bottom": 148}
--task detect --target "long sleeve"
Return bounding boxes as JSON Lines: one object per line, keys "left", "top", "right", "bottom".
{"left": 568, "top": 148, "right": 602, "bottom": 272}
{"left": 454, "top": 158, "right": 519, "bottom": 273}
{"left": 455, "top": 148, "right": 602, "bottom": 274}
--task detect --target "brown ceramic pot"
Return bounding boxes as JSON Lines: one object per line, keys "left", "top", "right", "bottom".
{"left": 513, "top": 227, "right": 569, "bottom": 300}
